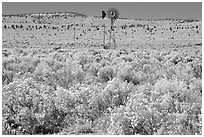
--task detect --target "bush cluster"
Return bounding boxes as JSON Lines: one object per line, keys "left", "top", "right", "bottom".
{"left": 2, "top": 47, "right": 202, "bottom": 135}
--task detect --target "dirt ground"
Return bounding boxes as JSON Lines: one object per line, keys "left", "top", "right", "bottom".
{"left": 2, "top": 16, "right": 202, "bottom": 52}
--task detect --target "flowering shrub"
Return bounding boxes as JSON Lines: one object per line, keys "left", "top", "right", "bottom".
{"left": 2, "top": 46, "right": 202, "bottom": 135}
{"left": 2, "top": 78, "right": 69, "bottom": 134}
{"left": 88, "top": 63, "right": 100, "bottom": 77}
{"left": 106, "top": 77, "right": 202, "bottom": 135}
{"left": 2, "top": 69, "right": 14, "bottom": 85}
{"left": 143, "top": 64, "right": 152, "bottom": 73}
{"left": 2, "top": 78, "right": 48, "bottom": 134}
{"left": 117, "top": 65, "right": 140, "bottom": 85}
{"left": 97, "top": 66, "right": 115, "bottom": 82}
{"left": 101, "top": 78, "right": 136, "bottom": 108}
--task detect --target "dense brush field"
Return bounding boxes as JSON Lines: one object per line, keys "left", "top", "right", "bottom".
{"left": 2, "top": 14, "right": 202, "bottom": 135}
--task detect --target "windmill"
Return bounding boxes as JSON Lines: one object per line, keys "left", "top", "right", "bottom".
{"left": 102, "top": 7, "right": 119, "bottom": 49}
{"left": 102, "top": 11, "right": 106, "bottom": 47}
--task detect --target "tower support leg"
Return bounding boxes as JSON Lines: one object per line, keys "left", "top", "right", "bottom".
{"left": 110, "top": 19, "right": 116, "bottom": 49}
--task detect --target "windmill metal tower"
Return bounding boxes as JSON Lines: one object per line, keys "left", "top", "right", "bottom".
{"left": 102, "top": 7, "right": 119, "bottom": 49}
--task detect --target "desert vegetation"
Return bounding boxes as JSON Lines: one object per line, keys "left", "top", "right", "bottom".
{"left": 2, "top": 12, "right": 202, "bottom": 135}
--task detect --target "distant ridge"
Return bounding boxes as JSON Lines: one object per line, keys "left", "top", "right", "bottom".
{"left": 2, "top": 11, "right": 88, "bottom": 18}
{"left": 2, "top": 11, "right": 201, "bottom": 22}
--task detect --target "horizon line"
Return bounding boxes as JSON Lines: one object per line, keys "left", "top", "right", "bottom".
{"left": 2, "top": 11, "right": 202, "bottom": 21}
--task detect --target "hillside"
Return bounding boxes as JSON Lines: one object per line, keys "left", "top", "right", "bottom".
{"left": 2, "top": 11, "right": 88, "bottom": 18}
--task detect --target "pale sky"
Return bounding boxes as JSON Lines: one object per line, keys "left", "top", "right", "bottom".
{"left": 2, "top": 2, "right": 202, "bottom": 20}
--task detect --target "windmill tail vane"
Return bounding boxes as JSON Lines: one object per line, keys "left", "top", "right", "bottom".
{"left": 102, "top": 11, "right": 106, "bottom": 19}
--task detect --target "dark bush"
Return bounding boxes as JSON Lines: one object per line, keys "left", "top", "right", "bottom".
{"left": 117, "top": 66, "right": 141, "bottom": 85}
{"left": 98, "top": 66, "right": 115, "bottom": 82}
{"left": 4, "top": 25, "right": 7, "bottom": 29}
{"left": 11, "top": 24, "right": 15, "bottom": 29}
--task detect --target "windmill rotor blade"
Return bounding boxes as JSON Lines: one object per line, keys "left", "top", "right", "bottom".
{"left": 107, "top": 7, "right": 119, "bottom": 20}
